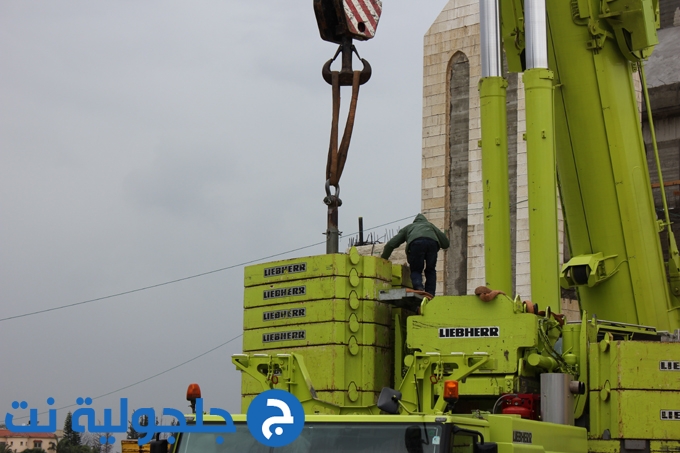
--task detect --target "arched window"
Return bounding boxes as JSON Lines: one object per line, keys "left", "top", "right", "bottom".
{"left": 446, "top": 51, "right": 470, "bottom": 295}
{"left": 505, "top": 65, "right": 519, "bottom": 293}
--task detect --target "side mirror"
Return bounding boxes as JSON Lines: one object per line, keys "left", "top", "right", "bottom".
{"left": 149, "top": 439, "right": 169, "bottom": 453}
{"left": 377, "top": 387, "right": 402, "bottom": 414}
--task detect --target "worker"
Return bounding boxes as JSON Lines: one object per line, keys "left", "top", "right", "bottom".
{"left": 381, "top": 213, "right": 449, "bottom": 296}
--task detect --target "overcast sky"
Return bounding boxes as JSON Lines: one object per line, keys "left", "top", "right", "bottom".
{"left": 0, "top": 0, "right": 449, "bottom": 440}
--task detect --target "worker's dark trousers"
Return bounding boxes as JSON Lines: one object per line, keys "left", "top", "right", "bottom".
{"left": 407, "top": 238, "right": 440, "bottom": 295}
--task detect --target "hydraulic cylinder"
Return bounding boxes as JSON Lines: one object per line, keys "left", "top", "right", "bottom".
{"left": 479, "top": 76, "right": 512, "bottom": 295}
{"left": 479, "top": 0, "right": 512, "bottom": 295}
{"left": 523, "top": 0, "right": 560, "bottom": 313}
{"left": 524, "top": 68, "right": 560, "bottom": 313}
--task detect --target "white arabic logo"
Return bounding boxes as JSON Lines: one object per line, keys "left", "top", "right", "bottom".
{"left": 261, "top": 399, "right": 295, "bottom": 439}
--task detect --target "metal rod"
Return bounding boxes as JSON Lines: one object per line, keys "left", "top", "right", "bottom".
{"left": 640, "top": 61, "right": 680, "bottom": 307}
{"left": 327, "top": 205, "right": 339, "bottom": 254}
{"left": 525, "top": 0, "right": 549, "bottom": 69}
{"left": 341, "top": 37, "right": 353, "bottom": 76}
{"left": 639, "top": 62, "right": 672, "bottom": 228}
{"left": 359, "top": 216, "right": 364, "bottom": 244}
{"left": 480, "top": 0, "right": 502, "bottom": 77}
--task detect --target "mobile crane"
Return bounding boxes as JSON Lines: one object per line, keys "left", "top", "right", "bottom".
{"left": 162, "top": 0, "right": 680, "bottom": 451}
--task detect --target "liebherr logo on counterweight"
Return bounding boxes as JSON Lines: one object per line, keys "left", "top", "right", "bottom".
{"left": 660, "top": 360, "right": 680, "bottom": 371}
{"left": 661, "top": 410, "right": 680, "bottom": 420}
{"left": 263, "top": 286, "right": 306, "bottom": 300}
{"left": 438, "top": 326, "right": 500, "bottom": 338}
{"left": 263, "top": 307, "right": 306, "bottom": 321}
{"left": 262, "top": 330, "right": 306, "bottom": 343}
{"left": 263, "top": 263, "right": 307, "bottom": 277}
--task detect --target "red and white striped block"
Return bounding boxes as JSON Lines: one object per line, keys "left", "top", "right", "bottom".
{"left": 343, "top": 0, "right": 382, "bottom": 40}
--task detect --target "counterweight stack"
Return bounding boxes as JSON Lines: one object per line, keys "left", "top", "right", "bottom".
{"left": 238, "top": 248, "right": 410, "bottom": 411}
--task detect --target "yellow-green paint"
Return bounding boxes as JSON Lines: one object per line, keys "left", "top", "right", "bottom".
{"left": 243, "top": 275, "right": 392, "bottom": 308}
{"left": 651, "top": 441, "right": 680, "bottom": 453}
{"left": 498, "top": 0, "right": 678, "bottom": 328}
{"left": 590, "top": 440, "right": 680, "bottom": 453}
{"left": 592, "top": 340, "right": 680, "bottom": 391}
{"left": 243, "top": 298, "right": 392, "bottom": 329}
{"left": 244, "top": 249, "right": 392, "bottom": 287}
{"left": 238, "top": 344, "right": 392, "bottom": 393}
{"left": 242, "top": 321, "right": 391, "bottom": 351}
{"left": 587, "top": 440, "right": 623, "bottom": 453}
{"left": 524, "top": 67, "right": 560, "bottom": 314}
{"left": 589, "top": 389, "right": 680, "bottom": 439}
{"left": 485, "top": 414, "right": 588, "bottom": 453}
{"left": 543, "top": 0, "right": 677, "bottom": 331}
{"left": 479, "top": 76, "right": 513, "bottom": 295}
{"left": 588, "top": 338, "right": 680, "bottom": 440}
{"left": 406, "top": 295, "right": 539, "bottom": 375}
{"left": 390, "top": 263, "right": 412, "bottom": 287}
{"left": 241, "top": 390, "right": 379, "bottom": 413}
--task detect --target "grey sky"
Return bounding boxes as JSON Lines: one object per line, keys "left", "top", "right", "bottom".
{"left": 0, "top": 0, "right": 448, "bottom": 438}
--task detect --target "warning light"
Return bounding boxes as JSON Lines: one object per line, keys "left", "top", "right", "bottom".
{"left": 186, "top": 383, "right": 202, "bottom": 400}
{"left": 444, "top": 380, "right": 459, "bottom": 404}
{"left": 186, "top": 383, "right": 201, "bottom": 414}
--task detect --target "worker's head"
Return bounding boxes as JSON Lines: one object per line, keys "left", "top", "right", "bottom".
{"left": 413, "top": 213, "right": 427, "bottom": 223}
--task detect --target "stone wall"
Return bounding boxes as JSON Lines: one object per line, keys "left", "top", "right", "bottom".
{"left": 660, "top": 0, "right": 680, "bottom": 29}
{"left": 421, "top": 0, "right": 540, "bottom": 300}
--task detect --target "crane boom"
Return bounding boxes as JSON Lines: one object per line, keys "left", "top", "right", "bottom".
{"left": 501, "top": 0, "right": 680, "bottom": 331}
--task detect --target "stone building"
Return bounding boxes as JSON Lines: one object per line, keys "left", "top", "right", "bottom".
{"left": 0, "top": 430, "right": 58, "bottom": 453}
{"left": 420, "top": 0, "right": 531, "bottom": 299}
{"left": 415, "top": 0, "right": 679, "bottom": 320}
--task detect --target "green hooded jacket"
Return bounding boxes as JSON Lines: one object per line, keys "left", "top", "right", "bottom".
{"left": 381, "top": 214, "right": 450, "bottom": 259}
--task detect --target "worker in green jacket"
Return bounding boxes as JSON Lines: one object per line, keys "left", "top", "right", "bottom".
{"left": 381, "top": 213, "right": 450, "bottom": 295}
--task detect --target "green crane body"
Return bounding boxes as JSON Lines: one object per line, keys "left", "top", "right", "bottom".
{"left": 170, "top": 1, "right": 680, "bottom": 452}
{"left": 527, "top": 0, "right": 679, "bottom": 331}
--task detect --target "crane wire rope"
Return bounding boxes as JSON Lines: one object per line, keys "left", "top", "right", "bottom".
{"left": 1, "top": 202, "right": 535, "bottom": 323}
{"left": 0, "top": 214, "right": 417, "bottom": 323}
{"left": 11, "top": 333, "right": 244, "bottom": 420}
